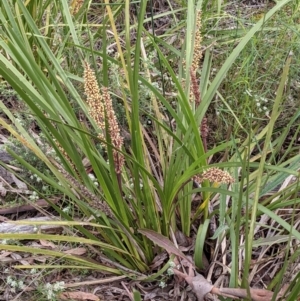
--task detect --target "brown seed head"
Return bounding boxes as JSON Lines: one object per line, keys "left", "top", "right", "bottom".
{"left": 201, "top": 117, "right": 208, "bottom": 139}
{"left": 191, "top": 10, "right": 203, "bottom": 71}
{"left": 83, "top": 62, "right": 124, "bottom": 174}
{"left": 198, "top": 167, "right": 234, "bottom": 184}
{"left": 190, "top": 69, "right": 201, "bottom": 106}
{"left": 83, "top": 62, "right": 105, "bottom": 141}
{"left": 189, "top": 10, "right": 202, "bottom": 107}
{"left": 71, "top": 0, "right": 84, "bottom": 15}
{"left": 101, "top": 87, "right": 124, "bottom": 174}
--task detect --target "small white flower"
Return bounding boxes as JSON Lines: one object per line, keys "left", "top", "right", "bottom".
{"left": 63, "top": 206, "right": 71, "bottom": 213}
{"left": 11, "top": 281, "right": 18, "bottom": 288}
{"left": 18, "top": 281, "right": 25, "bottom": 289}
{"left": 159, "top": 281, "right": 167, "bottom": 288}
{"left": 152, "top": 82, "right": 159, "bottom": 89}
{"left": 47, "top": 290, "right": 54, "bottom": 300}
{"left": 53, "top": 281, "right": 65, "bottom": 291}
{"left": 44, "top": 283, "right": 55, "bottom": 300}
{"left": 88, "top": 173, "right": 95, "bottom": 180}
{"left": 29, "top": 192, "right": 39, "bottom": 201}
{"left": 169, "top": 261, "right": 176, "bottom": 268}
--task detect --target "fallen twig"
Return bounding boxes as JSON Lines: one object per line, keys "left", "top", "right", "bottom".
{"left": 0, "top": 216, "right": 62, "bottom": 234}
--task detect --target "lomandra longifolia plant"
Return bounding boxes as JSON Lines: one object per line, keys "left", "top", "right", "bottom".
{"left": 0, "top": 0, "right": 296, "bottom": 278}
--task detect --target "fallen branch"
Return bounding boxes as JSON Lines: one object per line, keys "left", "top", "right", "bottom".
{"left": 0, "top": 216, "right": 62, "bottom": 234}
{"left": 0, "top": 198, "right": 59, "bottom": 215}
{"left": 173, "top": 262, "right": 280, "bottom": 301}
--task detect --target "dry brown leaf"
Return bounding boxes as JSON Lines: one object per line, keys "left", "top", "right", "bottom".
{"left": 31, "top": 255, "right": 47, "bottom": 263}
{"left": 11, "top": 174, "right": 27, "bottom": 189}
{"left": 59, "top": 291, "right": 100, "bottom": 300}
{"left": 212, "top": 287, "right": 274, "bottom": 301}
{"left": 64, "top": 247, "right": 87, "bottom": 255}
{"left": 149, "top": 251, "right": 168, "bottom": 271}
{"left": 0, "top": 184, "right": 7, "bottom": 196}
{"left": 10, "top": 253, "right": 29, "bottom": 265}
{"left": 175, "top": 230, "right": 190, "bottom": 247}
{"left": 173, "top": 267, "right": 213, "bottom": 301}
{"left": 138, "top": 229, "right": 195, "bottom": 267}
{"left": 39, "top": 239, "right": 56, "bottom": 249}
{"left": 186, "top": 274, "right": 213, "bottom": 301}
{"left": 173, "top": 261, "right": 276, "bottom": 301}
{"left": 0, "top": 215, "right": 9, "bottom": 222}
{"left": 0, "top": 251, "right": 12, "bottom": 259}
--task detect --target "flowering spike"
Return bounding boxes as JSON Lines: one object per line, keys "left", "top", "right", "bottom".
{"left": 101, "top": 87, "right": 124, "bottom": 174}
{"left": 83, "top": 62, "right": 124, "bottom": 174}
{"left": 196, "top": 167, "right": 234, "bottom": 185}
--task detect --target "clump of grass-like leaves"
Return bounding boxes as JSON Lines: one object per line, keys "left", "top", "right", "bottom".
{"left": 0, "top": 0, "right": 300, "bottom": 299}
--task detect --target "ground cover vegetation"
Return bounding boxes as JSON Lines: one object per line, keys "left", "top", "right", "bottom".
{"left": 0, "top": 0, "right": 299, "bottom": 300}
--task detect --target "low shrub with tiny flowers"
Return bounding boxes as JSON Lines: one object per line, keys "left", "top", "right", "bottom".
{"left": 43, "top": 282, "right": 65, "bottom": 301}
